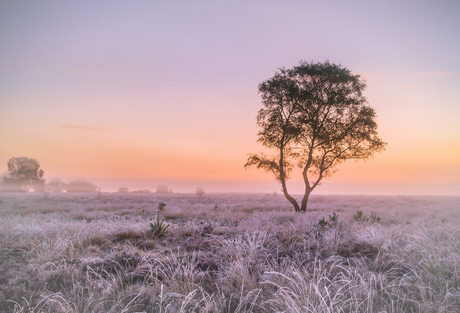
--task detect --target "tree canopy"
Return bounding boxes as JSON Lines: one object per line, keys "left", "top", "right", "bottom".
{"left": 196, "top": 187, "right": 205, "bottom": 198}
{"left": 155, "top": 185, "right": 172, "bottom": 194}
{"left": 245, "top": 61, "right": 386, "bottom": 211}
{"left": 2, "top": 157, "right": 45, "bottom": 192}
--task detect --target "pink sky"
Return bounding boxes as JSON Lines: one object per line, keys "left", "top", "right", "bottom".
{"left": 1, "top": 1, "right": 459, "bottom": 195}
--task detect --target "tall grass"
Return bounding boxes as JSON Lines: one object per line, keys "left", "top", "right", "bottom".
{"left": 0, "top": 193, "right": 459, "bottom": 312}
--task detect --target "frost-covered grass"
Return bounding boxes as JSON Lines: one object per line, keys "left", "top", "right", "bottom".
{"left": 1, "top": 193, "right": 459, "bottom": 312}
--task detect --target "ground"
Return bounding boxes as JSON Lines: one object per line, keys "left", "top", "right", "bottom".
{"left": 1, "top": 192, "right": 459, "bottom": 312}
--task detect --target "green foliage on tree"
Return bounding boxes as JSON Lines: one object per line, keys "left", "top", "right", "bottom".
{"left": 245, "top": 61, "right": 386, "bottom": 212}
{"left": 2, "top": 157, "right": 45, "bottom": 192}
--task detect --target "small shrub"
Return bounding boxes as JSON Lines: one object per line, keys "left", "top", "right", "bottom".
{"left": 353, "top": 209, "right": 365, "bottom": 221}
{"left": 329, "top": 211, "right": 339, "bottom": 227}
{"left": 317, "top": 217, "right": 328, "bottom": 228}
{"left": 149, "top": 220, "right": 169, "bottom": 238}
{"left": 369, "top": 211, "right": 382, "bottom": 223}
{"left": 318, "top": 211, "right": 339, "bottom": 229}
{"left": 316, "top": 212, "right": 340, "bottom": 239}
{"left": 315, "top": 217, "right": 328, "bottom": 239}
{"left": 201, "top": 224, "right": 214, "bottom": 237}
{"left": 353, "top": 210, "right": 382, "bottom": 223}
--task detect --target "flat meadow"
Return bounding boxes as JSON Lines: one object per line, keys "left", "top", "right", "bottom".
{"left": 0, "top": 192, "right": 459, "bottom": 312}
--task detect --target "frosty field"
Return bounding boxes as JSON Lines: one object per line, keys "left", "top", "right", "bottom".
{"left": 1, "top": 193, "right": 459, "bottom": 312}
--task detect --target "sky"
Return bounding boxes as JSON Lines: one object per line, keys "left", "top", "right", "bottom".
{"left": 1, "top": 0, "right": 459, "bottom": 195}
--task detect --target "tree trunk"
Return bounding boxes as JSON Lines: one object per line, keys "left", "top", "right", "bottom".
{"left": 300, "top": 189, "right": 311, "bottom": 212}
{"left": 300, "top": 168, "right": 312, "bottom": 212}
{"left": 280, "top": 177, "right": 300, "bottom": 211}
{"left": 279, "top": 142, "right": 300, "bottom": 212}
{"left": 301, "top": 162, "right": 313, "bottom": 212}
{"left": 284, "top": 190, "right": 300, "bottom": 211}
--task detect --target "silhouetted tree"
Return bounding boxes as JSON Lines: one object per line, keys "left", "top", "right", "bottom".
{"left": 245, "top": 61, "right": 386, "bottom": 211}
{"left": 1, "top": 157, "right": 45, "bottom": 192}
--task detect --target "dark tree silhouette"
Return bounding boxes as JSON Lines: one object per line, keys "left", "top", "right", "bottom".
{"left": 2, "top": 157, "right": 45, "bottom": 192}
{"left": 245, "top": 61, "right": 386, "bottom": 211}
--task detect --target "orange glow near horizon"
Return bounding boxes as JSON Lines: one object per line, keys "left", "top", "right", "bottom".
{"left": 2, "top": 125, "right": 459, "bottom": 195}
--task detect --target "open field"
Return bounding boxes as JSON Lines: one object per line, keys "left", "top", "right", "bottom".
{"left": 1, "top": 193, "right": 460, "bottom": 312}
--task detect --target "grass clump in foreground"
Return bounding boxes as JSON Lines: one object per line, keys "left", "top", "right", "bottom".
{"left": 149, "top": 219, "right": 170, "bottom": 238}
{"left": 0, "top": 193, "right": 459, "bottom": 312}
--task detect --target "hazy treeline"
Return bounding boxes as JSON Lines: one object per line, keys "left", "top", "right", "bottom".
{"left": 1, "top": 176, "right": 99, "bottom": 193}
{"left": 0, "top": 157, "right": 100, "bottom": 193}
{"left": 1, "top": 157, "right": 177, "bottom": 194}
{"left": 117, "top": 184, "right": 176, "bottom": 194}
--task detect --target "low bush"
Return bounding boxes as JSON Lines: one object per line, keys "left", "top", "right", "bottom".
{"left": 353, "top": 209, "right": 382, "bottom": 223}
{"left": 148, "top": 220, "right": 169, "bottom": 238}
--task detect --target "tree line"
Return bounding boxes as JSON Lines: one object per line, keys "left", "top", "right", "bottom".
{"left": 1, "top": 157, "right": 98, "bottom": 193}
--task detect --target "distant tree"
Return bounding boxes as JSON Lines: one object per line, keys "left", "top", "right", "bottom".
{"left": 132, "top": 189, "right": 151, "bottom": 194}
{"left": 34, "top": 179, "right": 46, "bottom": 193}
{"left": 155, "top": 184, "right": 172, "bottom": 194}
{"left": 1, "top": 177, "right": 25, "bottom": 192}
{"left": 196, "top": 187, "right": 205, "bottom": 198}
{"left": 245, "top": 61, "right": 386, "bottom": 212}
{"left": 46, "top": 178, "right": 65, "bottom": 193}
{"left": 65, "top": 179, "right": 97, "bottom": 193}
{"left": 117, "top": 186, "right": 130, "bottom": 193}
{"left": 1, "top": 157, "right": 45, "bottom": 192}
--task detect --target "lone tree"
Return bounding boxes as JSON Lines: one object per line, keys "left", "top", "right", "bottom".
{"left": 2, "top": 157, "right": 45, "bottom": 192}
{"left": 65, "top": 179, "right": 98, "bottom": 193}
{"left": 245, "top": 61, "right": 386, "bottom": 212}
{"left": 196, "top": 187, "right": 205, "bottom": 198}
{"left": 155, "top": 185, "right": 172, "bottom": 194}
